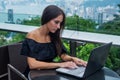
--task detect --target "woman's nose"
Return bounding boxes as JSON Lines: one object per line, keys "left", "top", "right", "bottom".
{"left": 57, "top": 24, "right": 60, "bottom": 29}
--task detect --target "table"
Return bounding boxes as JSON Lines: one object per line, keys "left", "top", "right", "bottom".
{"left": 30, "top": 67, "right": 120, "bottom": 80}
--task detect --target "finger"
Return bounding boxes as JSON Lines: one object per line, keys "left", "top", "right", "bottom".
{"left": 82, "top": 61, "right": 87, "bottom": 67}
{"left": 77, "top": 61, "right": 86, "bottom": 66}
{"left": 76, "top": 62, "right": 83, "bottom": 66}
{"left": 70, "top": 63, "right": 78, "bottom": 69}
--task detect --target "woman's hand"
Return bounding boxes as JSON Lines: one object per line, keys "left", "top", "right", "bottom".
{"left": 60, "top": 61, "right": 78, "bottom": 69}
{"left": 72, "top": 57, "right": 87, "bottom": 67}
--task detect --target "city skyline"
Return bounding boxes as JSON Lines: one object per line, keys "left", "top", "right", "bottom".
{"left": 0, "top": 0, "right": 120, "bottom": 22}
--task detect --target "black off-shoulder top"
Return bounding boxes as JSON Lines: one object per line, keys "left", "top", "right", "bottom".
{"left": 20, "top": 38, "right": 67, "bottom": 62}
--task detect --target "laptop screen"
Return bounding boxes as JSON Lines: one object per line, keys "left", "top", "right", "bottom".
{"left": 83, "top": 42, "right": 112, "bottom": 78}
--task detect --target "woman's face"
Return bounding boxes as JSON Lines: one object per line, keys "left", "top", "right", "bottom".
{"left": 46, "top": 14, "right": 63, "bottom": 33}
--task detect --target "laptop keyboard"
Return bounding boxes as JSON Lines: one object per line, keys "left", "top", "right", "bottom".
{"left": 68, "top": 66, "right": 86, "bottom": 74}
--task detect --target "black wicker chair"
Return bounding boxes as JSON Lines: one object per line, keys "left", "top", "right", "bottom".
{"left": 7, "top": 43, "right": 28, "bottom": 80}
{"left": 0, "top": 45, "right": 9, "bottom": 80}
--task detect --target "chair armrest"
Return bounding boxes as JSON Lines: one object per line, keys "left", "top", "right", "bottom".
{"left": 7, "top": 64, "right": 28, "bottom": 80}
{"left": 0, "top": 73, "right": 8, "bottom": 78}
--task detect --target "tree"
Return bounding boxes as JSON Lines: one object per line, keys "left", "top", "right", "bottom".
{"left": 0, "top": 31, "right": 10, "bottom": 46}
{"left": 65, "top": 15, "right": 96, "bottom": 31}
{"left": 100, "top": 4, "right": 120, "bottom": 35}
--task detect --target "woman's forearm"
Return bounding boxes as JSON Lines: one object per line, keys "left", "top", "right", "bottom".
{"left": 60, "top": 54, "right": 74, "bottom": 61}
{"left": 60, "top": 54, "right": 87, "bottom": 67}
{"left": 27, "top": 57, "right": 61, "bottom": 70}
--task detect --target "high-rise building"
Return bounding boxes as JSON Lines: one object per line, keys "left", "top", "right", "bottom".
{"left": 98, "top": 13, "right": 103, "bottom": 25}
{"left": 8, "top": 9, "right": 14, "bottom": 23}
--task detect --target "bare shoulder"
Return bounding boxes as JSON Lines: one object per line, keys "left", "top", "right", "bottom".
{"left": 26, "top": 29, "right": 39, "bottom": 40}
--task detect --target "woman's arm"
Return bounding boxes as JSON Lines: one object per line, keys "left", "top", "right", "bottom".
{"left": 27, "top": 57, "right": 60, "bottom": 69}
{"left": 27, "top": 57, "right": 78, "bottom": 70}
{"left": 60, "top": 54, "right": 73, "bottom": 61}
{"left": 60, "top": 54, "right": 87, "bottom": 66}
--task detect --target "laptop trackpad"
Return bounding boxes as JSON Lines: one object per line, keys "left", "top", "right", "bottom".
{"left": 56, "top": 66, "right": 86, "bottom": 77}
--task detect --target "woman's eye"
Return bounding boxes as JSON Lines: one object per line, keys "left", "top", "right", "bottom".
{"left": 54, "top": 21, "right": 59, "bottom": 24}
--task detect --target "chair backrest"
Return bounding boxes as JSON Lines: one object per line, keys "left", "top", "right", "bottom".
{"left": 0, "top": 45, "right": 9, "bottom": 79}
{"left": 8, "top": 43, "right": 27, "bottom": 80}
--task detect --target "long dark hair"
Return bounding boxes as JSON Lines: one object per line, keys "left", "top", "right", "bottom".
{"left": 41, "top": 5, "right": 65, "bottom": 56}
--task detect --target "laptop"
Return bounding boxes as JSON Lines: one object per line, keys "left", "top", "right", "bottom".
{"left": 56, "top": 42, "right": 112, "bottom": 79}
{"left": 105, "top": 76, "right": 120, "bottom": 80}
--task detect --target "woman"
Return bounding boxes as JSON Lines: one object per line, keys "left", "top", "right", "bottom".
{"left": 21, "top": 5, "right": 87, "bottom": 78}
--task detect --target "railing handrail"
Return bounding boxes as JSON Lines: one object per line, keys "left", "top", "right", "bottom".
{"left": 0, "top": 22, "right": 120, "bottom": 46}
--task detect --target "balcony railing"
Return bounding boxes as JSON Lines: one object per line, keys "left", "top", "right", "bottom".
{"left": 0, "top": 22, "right": 120, "bottom": 46}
